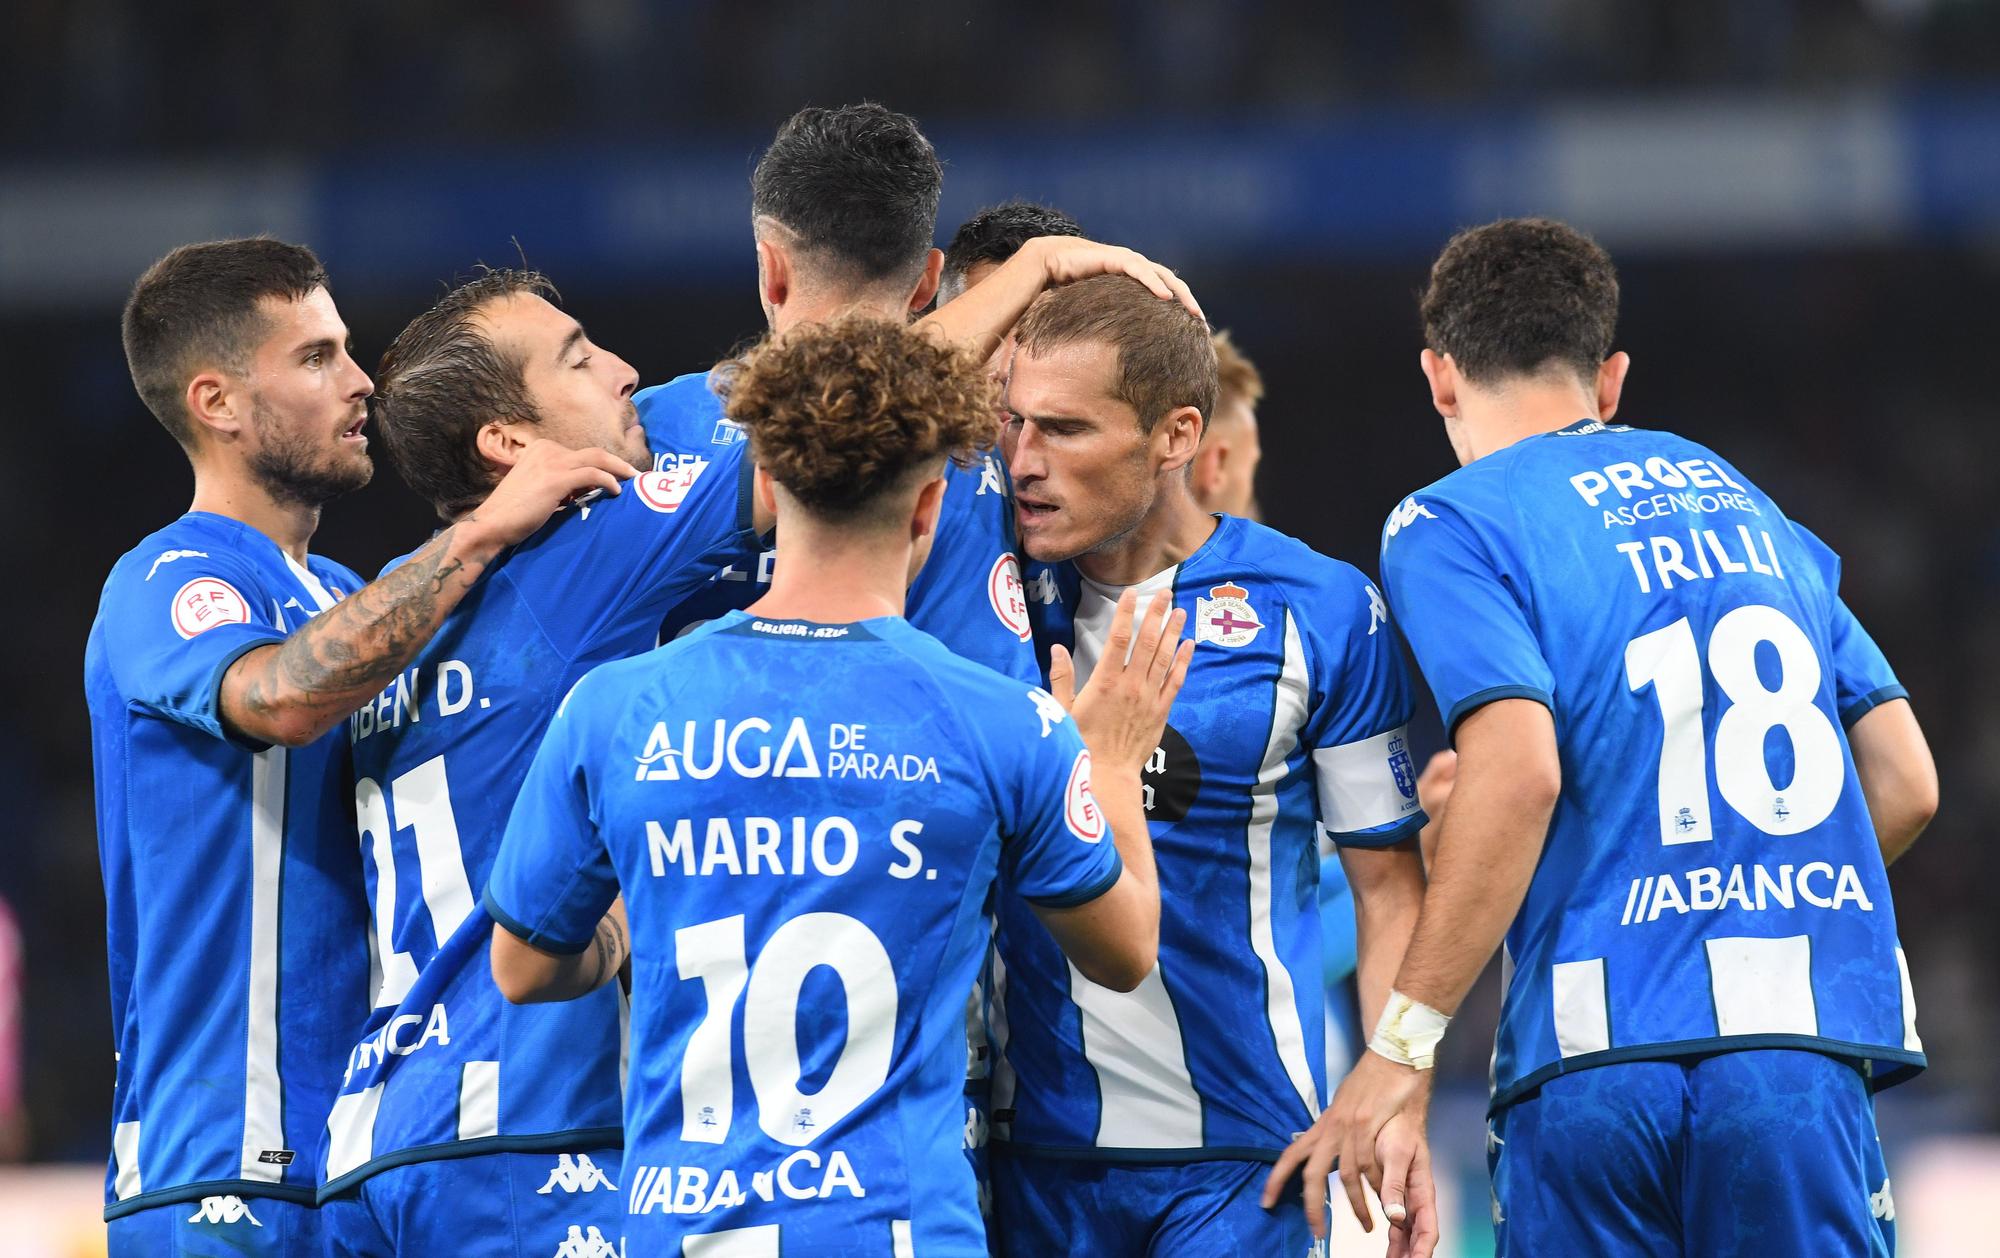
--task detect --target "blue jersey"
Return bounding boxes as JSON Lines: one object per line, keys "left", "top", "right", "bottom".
{"left": 995, "top": 515, "right": 1425, "bottom": 1160}
{"left": 318, "top": 451, "right": 758, "bottom": 1197}
{"left": 486, "top": 611, "right": 1122, "bottom": 1256}
{"left": 1377, "top": 419, "right": 1924, "bottom": 1110}
{"left": 639, "top": 370, "right": 1039, "bottom": 683}
{"left": 86, "top": 513, "right": 372, "bottom": 1219}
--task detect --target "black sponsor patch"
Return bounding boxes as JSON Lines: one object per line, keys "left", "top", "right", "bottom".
{"left": 1141, "top": 724, "right": 1202, "bottom": 823}
{"left": 256, "top": 1149, "right": 296, "bottom": 1165}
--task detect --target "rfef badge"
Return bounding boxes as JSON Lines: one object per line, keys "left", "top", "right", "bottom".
{"left": 1195, "top": 581, "right": 1263, "bottom": 648}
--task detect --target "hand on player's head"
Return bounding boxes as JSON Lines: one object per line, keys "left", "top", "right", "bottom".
{"left": 467, "top": 439, "right": 636, "bottom": 548}
{"left": 1048, "top": 589, "right": 1193, "bottom": 777}
{"left": 1027, "top": 236, "right": 1204, "bottom": 324}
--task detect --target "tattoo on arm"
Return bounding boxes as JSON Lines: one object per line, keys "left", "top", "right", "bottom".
{"left": 587, "top": 911, "right": 628, "bottom": 991}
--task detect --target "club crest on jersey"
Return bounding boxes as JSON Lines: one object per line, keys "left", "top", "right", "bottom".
{"left": 635, "top": 462, "right": 706, "bottom": 513}
{"left": 711, "top": 416, "right": 746, "bottom": 447}
{"left": 171, "top": 576, "right": 251, "bottom": 639}
{"left": 1388, "top": 735, "right": 1418, "bottom": 802}
{"left": 988, "top": 553, "right": 1031, "bottom": 642}
{"left": 1195, "top": 582, "right": 1263, "bottom": 648}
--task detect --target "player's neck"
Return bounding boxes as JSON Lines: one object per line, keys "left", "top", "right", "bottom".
{"left": 1074, "top": 481, "right": 1217, "bottom": 587}
{"left": 188, "top": 462, "right": 320, "bottom": 564}
{"left": 770, "top": 290, "right": 913, "bottom": 334}
{"left": 1452, "top": 380, "right": 1602, "bottom": 463}
{"left": 749, "top": 531, "right": 909, "bottom": 625}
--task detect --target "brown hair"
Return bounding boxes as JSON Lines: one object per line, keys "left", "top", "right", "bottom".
{"left": 372, "top": 268, "right": 556, "bottom": 520}
{"left": 1014, "top": 274, "right": 1217, "bottom": 433}
{"left": 1421, "top": 217, "right": 1619, "bottom": 385}
{"left": 1211, "top": 329, "right": 1264, "bottom": 418}
{"left": 121, "top": 238, "right": 328, "bottom": 447}
{"left": 726, "top": 314, "right": 996, "bottom": 523}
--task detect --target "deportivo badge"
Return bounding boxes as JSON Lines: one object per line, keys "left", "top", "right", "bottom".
{"left": 1195, "top": 582, "right": 1263, "bottom": 648}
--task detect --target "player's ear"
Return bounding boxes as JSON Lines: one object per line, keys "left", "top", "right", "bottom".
{"left": 474, "top": 419, "right": 530, "bottom": 472}
{"left": 1420, "top": 348, "right": 1456, "bottom": 419}
{"left": 908, "top": 249, "right": 944, "bottom": 314}
{"left": 753, "top": 464, "right": 781, "bottom": 524}
{"left": 1596, "top": 352, "right": 1632, "bottom": 422}
{"left": 911, "top": 475, "right": 947, "bottom": 543}
{"left": 1154, "top": 405, "right": 1204, "bottom": 474}
{"left": 183, "top": 369, "right": 242, "bottom": 442}
{"left": 756, "top": 239, "right": 790, "bottom": 312}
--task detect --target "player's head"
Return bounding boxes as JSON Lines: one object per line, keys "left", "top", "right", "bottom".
{"left": 1005, "top": 274, "right": 1216, "bottom": 563}
{"left": 939, "top": 201, "right": 1085, "bottom": 304}
{"left": 750, "top": 102, "right": 945, "bottom": 329}
{"left": 1190, "top": 329, "right": 1264, "bottom": 520}
{"left": 1419, "top": 217, "right": 1629, "bottom": 463}
{"left": 122, "top": 237, "right": 373, "bottom": 504}
{"left": 727, "top": 314, "right": 994, "bottom": 582}
{"left": 373, "top": 268, "right": 646, "bottom": 521}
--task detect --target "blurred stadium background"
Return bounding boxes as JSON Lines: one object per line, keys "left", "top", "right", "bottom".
{"left": 5, "top": 1, "right": 2000, "bottom": 1253}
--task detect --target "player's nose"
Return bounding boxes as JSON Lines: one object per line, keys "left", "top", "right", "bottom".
{"left": 611, "top": 353, "right": 639, "bottom": 399}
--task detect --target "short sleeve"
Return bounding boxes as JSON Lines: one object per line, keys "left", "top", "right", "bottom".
{"left": 996, "top": 685, "right": 1124, "bottom": 908}
{"left": 484, "top": 673, "right": 620, "bottom": 953}
{"left": 97, "top": 547, "right": 287, "bottom": 744}
{"left": 1378, "top": 493, "right": 1555, "bottom": 740}
{"left": 907, "top": 457, "right": 1041, "bottom": 685}
{"left": 508, "top": 442, "right": 759, "bottom": 657}
{"left": 1786, "top": 520, "right": 1907, "bottom": 725}
{"left": 1300, "top": 570, "right": 1426, "bottom": 847}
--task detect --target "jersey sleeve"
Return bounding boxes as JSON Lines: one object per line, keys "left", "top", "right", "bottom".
{"left": 1299, "top": 569, "right": 1426, "bottom": 847}
{"left": 906, "top": 457, "right": 1041, "bottom": 685}
{"left": 1785, "top": 519, "right": 1907, "bottom": 725}
{"left": 483, "top": 673, "right": 619, "bottom": 953}
{"left": 510, "top": 442, "right": 759, "bottom": 657}
{"left": 994, "top": 685, "right": 1125, "bottom": 908}
{"left": 1378, "top": 492, "right": 1556, "bottom": 740}
{"left": 96, "top": 547, "right": 288, "bottom": 745}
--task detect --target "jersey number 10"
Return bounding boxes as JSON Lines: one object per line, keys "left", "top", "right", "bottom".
{"left": 1624, "top": 603, "right": 1845, "bottom": 846}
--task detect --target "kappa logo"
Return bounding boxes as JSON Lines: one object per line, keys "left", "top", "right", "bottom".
{"left": 1871, "top": 1177, "right": 1895, "bottom": 1222}
{"left": 552, "top": 1224, "right": 623, "bottom": 1258}
{"left": 1194, "top": 582, "right": 1263, "bottom": 648}
{"left": 1365, "top": 582, "right": 1388, "bottom": 636}
{"left": 1383, "top": 496, "right": 1436, "bottom": 541}
{"left": 1026, "top": 687, "right": 1068, "bottom": 738}
{"left": 1025, "top": 567, "right": 1062, "bottom": 606}
{"left": 1064, "top": 748, "right": 1105, "bottom": 843}
{"left": 988, "top": 553, "right": 1031, "bottom": 642}
{"left": 145, "top": 549, "right": 208, "bottom": 581}
{"left": 634, "top": 462, "right": 707, "bottom": 513}
{"left": 539, "top": 1152, "right": 617, "bottom": 1195}
{"left": 171, "top": 577, "right": 252, "bottom": 639}
{"left": 976, "top": 454, "right": 1006, "bottom": 496}
{"left": 187, "top": 1196, "right": 262, "bottom": 1226}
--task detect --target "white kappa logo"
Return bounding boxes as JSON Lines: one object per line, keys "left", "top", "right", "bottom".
{"left": 145, "top": 549, "right": 208, "bottom": 581}
{"left": 552, "top": 1224, "right": 622, "bottom": 1258}
{"left": 1064, "top": 748, "right": 1105, "bottom": 843}
{"left": 538, "top": 1152, "right": 617, "bottom": 1195}
{"left": 1365, "top": 583, "right": 1388, "bottom": 636}
{"left": 1194, "top": 582, "right": 1263, "bottom": 649}
{"left": 1383, "top": 496, "right": 1436, "bottom": 541}
{"left": 1026, "top": 687, "right": 1068, "bottom": 738}
{"left": 187, "top": 1196, "right": 262, "bottom": 1226}
{"left": 171, "top": 577, "right": 252, "bottom": 639}
{"left": 634, "top": 463, "right": 706, "bottom": 513}
{"left": 988, "top": 553, "right": 1031, "bottom": 642}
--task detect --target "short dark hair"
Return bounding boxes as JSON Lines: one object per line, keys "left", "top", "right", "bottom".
{"left": 1015, "top": 275, "right": 1217, "bottom": 434}
{"left": 1421, "top": 217, "right": 1619, "bottom": 384}
{"left": 373, "top": 269, "right": 557, "bottom": 520}
{"left": 727, "top": 315, "right": 995, "bottom": 525}
{"left": 750, "top": 103, "right": 942, "bottom": 286}
{"left": 121, "top": 238, "right": 328, "bottom": 447}
{"left": 942, "top": 201, "right": 1085, "bottom": 290}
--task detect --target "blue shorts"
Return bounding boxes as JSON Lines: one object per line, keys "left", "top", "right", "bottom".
{"left": 1490, "top": 1049, "right": 1895, "bottom": 1257}
{"left": 109, "top": 1194, "right": 320, "bottom": 1257}
{"left": 322, "top": 1146, "right": 624, "bottom": 1258}
{"left": 989, "top": 1148, "right": 1310, "bottom": 1257}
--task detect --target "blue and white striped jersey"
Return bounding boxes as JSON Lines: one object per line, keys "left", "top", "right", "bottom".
{"left": 1378, "top": 419, "right": 1925, "bottom": 1110}
{"left": 318, "top": 450, "right": 758, "bottom": 1198}
{"left": 86, "top": 513, "right": 372, "bottom": 1219}
{"left": 486, "top": 612, "right": 1122, "bottom": 1256}
{"left": 995, "top": 515, "right": 1425, "bottom": 1160}
{"left": 638, "top": 370, "right": 1040, "bottom": 684}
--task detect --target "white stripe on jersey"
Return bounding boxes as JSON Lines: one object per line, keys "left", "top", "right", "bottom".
{"left": 325, "top": 1084, "right": 383, "bottom": 1183}
{"left": 239, "top": 745, "right": 288, "bottom": 1182}
{"left": 1245, "top": 611, "right": 1322, "bottom": 1122}
{"left": 112, "top": 1120, "right": 143, "bottom": 1200}
{"left": 1311, "top": 726, "right": 1421, "bottom": 834}
{"left": 1705, "top": 935, "right": 1818, "bottom": 1036}
{"left": 891, "top": 1219, "right": 915, "bottom": 1258}
{"left": 683, "top": 1223, "right": 780, "bottom": 1256}
{"left": 1896, "top": 947, "right": 1923, "bottom": 1053}
{"left": 1069, "top": 960, "right": 1202, "bottom": 1147}
{"left": 281, "top": 554, "right": 339, "bottom": 613}
{"left": 458, "top": 1060, "right": 500, "bottom": 1140}
{"left": 1551, "top": 958, "right": 1611, "bottom": 1057}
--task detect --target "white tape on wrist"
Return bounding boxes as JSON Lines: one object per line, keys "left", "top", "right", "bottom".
{"left": 1367, "top": 989, "right": 1451, "bottom": 1070}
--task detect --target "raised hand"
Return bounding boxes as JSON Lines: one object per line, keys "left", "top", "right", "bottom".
{"left": 1047, "top": 589, "right": 1193, "bottom": 776}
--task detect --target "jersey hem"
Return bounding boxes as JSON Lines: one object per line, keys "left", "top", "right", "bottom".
{"left": 1023, "top": 858, "right": 1124, "bottom": 909}
{"left": 1324, "top": 811, "right": 1426, "bottom": 849}
{"left": 1840, "top": 684, "right": 1909, "bottom": 727}
{"left": 315, "top": 1126, "right": 625, "bottom": 1201}
{"left": 1487, "top": 1035, "right": 1928, "bottom": 1114}
{"left": 482, "top": 886, "right": 591, "bottom": 955}
{"left": 989, "top": 1139, "right": 1281, "bottom": 1165}
{"left": 104, "top": 1177, "right": 316, "bottom": 1221}
{"left": 1444, "top": 685, "right": 1553, "bottom": 742}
